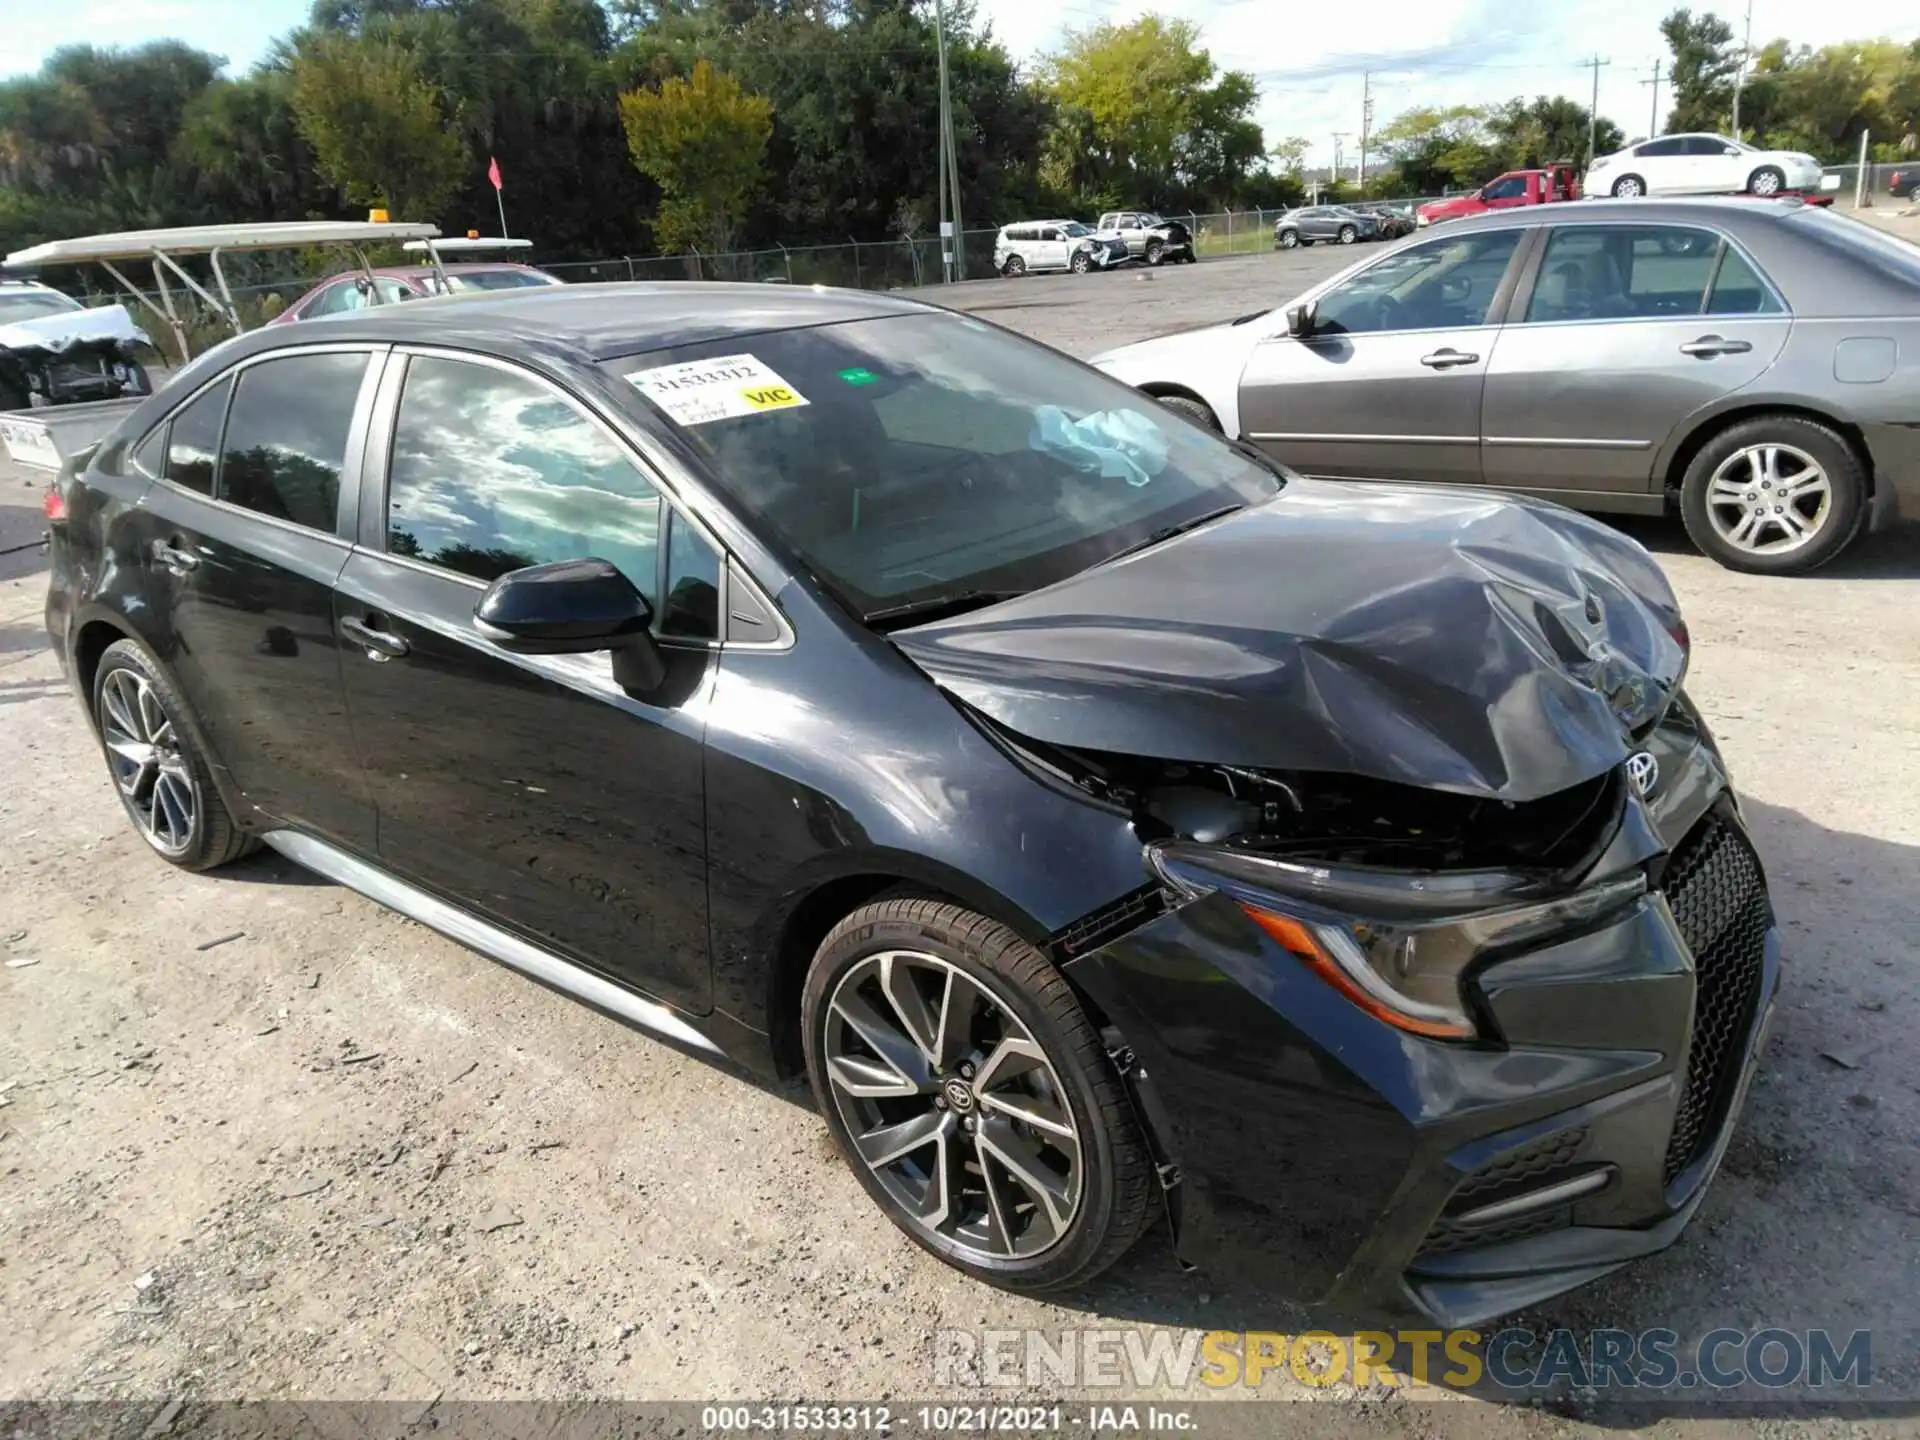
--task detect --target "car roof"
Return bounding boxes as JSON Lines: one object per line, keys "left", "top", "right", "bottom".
{"left": 1436, "top": 195, "right": 1799, "bottom": 231}
{"left": 226, "top": 282, "right": 935, "bottom": 364}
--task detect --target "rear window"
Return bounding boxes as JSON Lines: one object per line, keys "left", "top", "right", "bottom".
{"left": 611, "top": 311, "right": 1281, "bottom": 618}
{"left": 444, "top": 268, "right": 559, "bottom": 293}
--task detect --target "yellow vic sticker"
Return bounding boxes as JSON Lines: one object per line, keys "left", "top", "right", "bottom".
{"left": 742, "top": 384, "right": 801, "bottom": 410}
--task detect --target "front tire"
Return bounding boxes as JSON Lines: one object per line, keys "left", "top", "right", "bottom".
{"left": 1070, "top": 249, "right": 1092, "bottom": 274}
{"left": 802, "top": 897, "right": 1156, "bottom": 1292}
{"left": 1337, "top": 225, "right": 1357, "bottom": 244}
{"left": 1748, "top": 165, "right": 1785, "bottom": 196}
{"left": 1678, "top": 415, "right": 1866, "bottom": 574}
{"left": 1612, "top": 174, "right": 1646, "bottom": 197}
{"left": 1154, "top": 392, "right": 1221, "bottom": 431}
{"left": 1145, "top": 239, "right": 1165, "bottom": 266}
{"left": 93, "top": 639, "right": 254, "bottom": 870}
{"left": 1002, "top": 255, "right": 1026, "bottom": 278}
{"left": 1277, "top": 229, "right": 1299, "bottom": 249}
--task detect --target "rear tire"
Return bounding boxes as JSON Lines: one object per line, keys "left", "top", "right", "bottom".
{"left": 1678, "top": 415, "right": 1866, "bottom": 575}
{"left": 802, "top": 897, "right": 1156, "bottom": 1292}
{"left": 92, "top": 639, "right": 255, "bottom": 871}
{"left": 1748, "top": 165, "right": 1785, "bottom": 196}
{"left": 1154, "top": 392, "right": 1221, "bottom": 431}
{"left": 1612, "top": 174, "right": 1646, "bottom": 198}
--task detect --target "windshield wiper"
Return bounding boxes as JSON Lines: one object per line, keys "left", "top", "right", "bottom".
{"left": 1099, "top": 504, "right": 1244, "bottom": 566}
{"left": 864, "top": 589, "right": 1026, "bottom": 630}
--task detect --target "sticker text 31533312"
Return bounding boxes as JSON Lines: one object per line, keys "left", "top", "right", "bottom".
{"left": 625, "top": 353, "right": 810, "bottom": 426}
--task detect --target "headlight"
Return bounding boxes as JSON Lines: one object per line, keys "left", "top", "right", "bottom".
{"left": 1149, "top": 841, "right": 1646, "bottom": 1041}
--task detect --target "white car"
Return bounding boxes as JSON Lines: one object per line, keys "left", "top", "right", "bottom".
{"left": 1586, "top": 134, "right": 1823, "bottom": 198}
{"left": 992, "top": 221, "right": 1128, "bottom": 276}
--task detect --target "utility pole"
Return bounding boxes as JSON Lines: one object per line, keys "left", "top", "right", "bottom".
{"left": 1332, "top": 132, "right": 1348, "bottom": 188}
{"left": 1642, "top": 59, "right": 1664, "bottom": 138}
{"left": 1583, "top": 54, "right": 1611, "bottom": 163}
{"left": 1358, "top": 73, "right": 1373, "bottom": 192}
{"left": 934, "top": 0, "right": 964, "bottom": 282}
{"left": 1731, "top": 0, "right": 1754, "bottom": 137}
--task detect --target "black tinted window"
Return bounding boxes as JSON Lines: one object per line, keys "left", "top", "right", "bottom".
{"left": 660, "top": 511, "right": 720, "bottom": 639}
{"left": 165, "top": 377, "right": 230, "bottom": 495}
{"left": 1483, "top": 176, "right": 1527, "bottom": 199}
{"left": 219, "top": 353, "right": 368, "bottom": 532}
{"left": 386, "top": 356, "right": 661, "bottom": 596}
{"left": 1636, "top": 138, "right": 1686, "bottom": 157}
{"left": 1314, "top": 229, "right": 1522, "bottom": 334}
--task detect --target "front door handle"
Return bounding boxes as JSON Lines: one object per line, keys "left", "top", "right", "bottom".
{"left": 1679, "top": 335, "right": 1754, "bottom": 357}
{"left": 339, "top": 615, "right": 409, "bottom": 661}
{"left": 1419, "top": 348, "right": 1481, "bottom": 369}
{"left": 152, "top": 540, "right": 199, "bottom": 574}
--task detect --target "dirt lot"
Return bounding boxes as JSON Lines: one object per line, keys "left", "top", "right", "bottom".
{"left": 1, "top": 237, "right": 1917, "bottom": 1434}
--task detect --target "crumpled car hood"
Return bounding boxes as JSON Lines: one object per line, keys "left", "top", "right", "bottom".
{"left": 892, "top": 479, "right": 1688, "bottom": 803}
{"left": 0, "top": 303, "right": 149, "bottom": 355}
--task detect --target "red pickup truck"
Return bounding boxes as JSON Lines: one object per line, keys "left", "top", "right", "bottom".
{"left": 1416, "top": 165, "right": 1581, "bottom": 227}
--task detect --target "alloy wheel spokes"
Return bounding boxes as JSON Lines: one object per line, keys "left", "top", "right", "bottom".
{"left": 1705, "top": 442, "right": 1832, "bottom": 554}
{"left": 98, "top": 669, "right": 195, "bottom": 855}
{"left": 824, "top": 949, "right": 1083, "bottom": 1261}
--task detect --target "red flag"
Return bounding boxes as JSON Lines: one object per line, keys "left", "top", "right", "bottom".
{"left": 487, "top": 156, "right": 503, "bottom": 191}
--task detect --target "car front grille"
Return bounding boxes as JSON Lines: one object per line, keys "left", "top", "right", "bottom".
{"left": 1659, "top": 813, "right": 1771, "bottom": 1188}
{"left": 1414, "top": 1125, "right": 1593, "bottom": 1260}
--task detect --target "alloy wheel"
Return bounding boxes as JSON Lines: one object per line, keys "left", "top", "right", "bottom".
{"left": 822, "top": 950, "right": 1083, "bottom": 1262}
{"left": 100, "top": 667, "right": 197, "bottom": 856}
{"left": 1705, "top": 442, "right": 1832, "bottom": 555}
{"left": 1751, "top": 168, "right": 1783, "bottom": 195}
{"left": 1615, "top": 177, "right": 1644, "bottom": 197}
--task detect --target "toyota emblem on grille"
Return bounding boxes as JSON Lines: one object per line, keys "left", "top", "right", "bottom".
{"left": 1628, "top": 751, "right": 1660, "bottom": 798}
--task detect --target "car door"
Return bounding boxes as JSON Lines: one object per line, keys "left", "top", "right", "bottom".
{"left": 1480, "top": 222, "right": 1791, "bottom": 496}
{"left": 332, "top": 348, "right": 718, "bottom": 1011}
{"left": 1479, "top": 175, "right": 1532, "bottom": 211}
{"left": 1632, "top": 137, "right": 1693, "bottom": 194}
{"left": 1686, "top": 135, "right": 1746, "bottom": 192}
{"left": 1237, "top": 225, "right": 1528, "bottom": 485}
{"left": 1037, "top": 226, "right": 1069, "bottom": 270}
{"left": 126, "top": 346, "right": 383, "bottom": 849}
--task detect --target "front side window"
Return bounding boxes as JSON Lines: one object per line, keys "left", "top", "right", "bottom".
{"left": 385, "top": 355, "right": 662, "bottom": 599}
{"left": 1312, "top": 228, "right": 1522, "bottom": 335}
{"left": 165, "top": 376, "right": 231, "bottom": 496}
{"left": 1523, "top": 225, "right": 1783, "bottom": 322}
{"left": 613, "top": 312, "right": 1281, "bottom": 619}
{"left": 218, "top": 352, "right": 369, "bottom": 532}
{"left": 1482, "top": 176, "right": 1528, "bottom": 200}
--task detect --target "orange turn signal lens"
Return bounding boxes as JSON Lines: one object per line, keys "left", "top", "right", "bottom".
{"left": 1241, "top": 903, "right": 1474, "bottom": 1040}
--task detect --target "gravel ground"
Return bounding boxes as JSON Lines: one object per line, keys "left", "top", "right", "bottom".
{"left": 1, "top": 236, "right": 1916, "bottom": 1435}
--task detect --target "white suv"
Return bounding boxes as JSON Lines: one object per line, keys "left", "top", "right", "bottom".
{"left": 993, "top": 221, "right": 1127, "bottom": 277}
{"left": 1587, "top": 134, "right": 1823, "bottom": 198}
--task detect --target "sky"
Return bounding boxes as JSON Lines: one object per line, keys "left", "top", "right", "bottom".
{"left": 4, "top": 0, "right": 1919, "bottom": 171}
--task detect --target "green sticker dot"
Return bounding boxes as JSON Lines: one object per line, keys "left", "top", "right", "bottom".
{"left": 838, "top": 367, "right": 878, "bottom": 386}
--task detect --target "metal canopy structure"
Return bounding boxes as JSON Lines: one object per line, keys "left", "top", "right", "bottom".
{"left": 401, "top": 237, "right": 533, "bottom": 257}
{"left": 4, "top": 221, "right": 444, "bottom": 362}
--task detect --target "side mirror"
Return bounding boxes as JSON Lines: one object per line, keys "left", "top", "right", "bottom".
{"left": 473, "top": 557, "right": 666, "bottom": 691}
{"left": 1285, "top": 300, "right": 1317, "bottom": 338}
{"left": 1723, "top": 146, "right": 1741, "bottom": 156}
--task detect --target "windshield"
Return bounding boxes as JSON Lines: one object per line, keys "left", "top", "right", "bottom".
{"left": 0, "top": 288, "right": 82, "bottom": 324}
{"left": 443, "top": 268, "right": 558, "bottom": 293}
{"left": 612, "top": 312, "right": 1282, "bottom": 620}
{"left": 1060, "top": 222, "right": 1092, "bottom": 237}
{"left": 1139, "top": 214, "right": 1165, "bottom": 226}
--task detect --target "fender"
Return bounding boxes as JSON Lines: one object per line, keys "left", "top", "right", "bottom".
{"left": 1650, "top": 387, "right": 1867, "bottom": 488}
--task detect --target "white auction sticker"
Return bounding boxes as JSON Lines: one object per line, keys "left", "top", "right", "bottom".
{"left": 625, "top": 353, "right": 810, "bottom": 426}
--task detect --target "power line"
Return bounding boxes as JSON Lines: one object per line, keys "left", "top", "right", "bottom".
{"left": 1582, "top": 54, "right": 1611, "bottom": 165}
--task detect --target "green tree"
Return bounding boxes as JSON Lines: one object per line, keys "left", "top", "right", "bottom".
{"left": 1268, "top": 135, "right": 1310, "bottom": 176}
{"left": 1040, "top": 14, "right": 1263, "bottom": 210}
{"left": 173, "top": 71, "right": 323, "bottom": 221}
{"left": 1661, "top": 8, "right": 1740, "bottom": 133}
{"left": 1486, "top": 96, "right": 1623, "bottom": 168}
{"left": 619, "top": 59, "right": 771, "bottom": 254}
{"left": 289, "top": 32, "right": 469, "bottom": 219}
{"left": 1375, "top": 105, "right": 1498, "bottom": 192}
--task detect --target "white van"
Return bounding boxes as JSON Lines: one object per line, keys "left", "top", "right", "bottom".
{"left": 992, "top": 221, "right": 1127, "bottom": 276}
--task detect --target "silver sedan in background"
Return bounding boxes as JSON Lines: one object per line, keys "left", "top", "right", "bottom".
{"left": 1100, "top": 198, "right": 1920, "bottom": 573}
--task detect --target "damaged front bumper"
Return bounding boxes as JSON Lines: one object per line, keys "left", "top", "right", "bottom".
{"left": 1063, "top": 705, "right": 1781, "bottom": 1328}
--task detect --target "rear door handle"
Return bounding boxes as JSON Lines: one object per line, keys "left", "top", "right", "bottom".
{"left": 1419, "top": 348, "right": 1481, "bottom": 369}
{"left": 152, "top": 540, "right": 199, "bottom": 574}
{"left": 1679, "top": 335, "right": 1753, "bottom": 357}
{"left": 339, "top": 614, "right": 409, "bottom": 661}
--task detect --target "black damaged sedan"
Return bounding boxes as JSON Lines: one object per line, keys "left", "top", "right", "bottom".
{"left": 44, "top": 284, "right": 1779, "bottom": 1325}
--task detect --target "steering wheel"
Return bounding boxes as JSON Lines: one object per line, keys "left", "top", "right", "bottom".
{"left": 1371, "top": 293, "right": 1408, "bottom": 330}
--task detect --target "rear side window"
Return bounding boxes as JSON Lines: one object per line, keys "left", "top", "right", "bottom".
{"left": 164, "top": 377, "right": 231, "bottom": 495}
{"left": 219, "top": 352, "right": 369, "bottom": 533}
{"left": 1636, "top": 138, "right": 1686, "bottom": 158}
{"left": 385, "top": 355, "right": 663, "bottom": 598}
{"left": 1524, "top": 225, "right": 1782, "bottom": 321}
{"left": 130, "top": 425, "right": 168, "bottom": 479}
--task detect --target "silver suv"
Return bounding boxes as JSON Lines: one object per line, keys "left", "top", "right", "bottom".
{"left": 993, "top": 221, "right": 1127, "bottom": 277}
{"left": 1094, "top": 212, "right": 1196, "bottom": 265}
